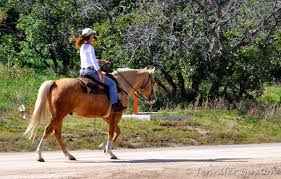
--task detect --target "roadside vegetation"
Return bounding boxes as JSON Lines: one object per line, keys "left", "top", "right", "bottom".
{"left": 0, "top": 66, "right": 281, "bottom": 152}
{"left": 1, "top": 108, "right": 281, "bottom": 152}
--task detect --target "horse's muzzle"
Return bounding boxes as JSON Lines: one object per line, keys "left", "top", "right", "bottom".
{"left": 146, "top": 96, "right": 157, "bottom": 104}
{"left": 147, "top": 99, "right": 157, "bottom": 104}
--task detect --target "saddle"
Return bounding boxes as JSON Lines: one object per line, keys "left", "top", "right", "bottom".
{"left": 78, "top": 74, "right": 121, "bottom": 98}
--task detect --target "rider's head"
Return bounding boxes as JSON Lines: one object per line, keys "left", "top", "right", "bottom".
{"left": 75, "top": 28, "right": 97, "bottom": 49}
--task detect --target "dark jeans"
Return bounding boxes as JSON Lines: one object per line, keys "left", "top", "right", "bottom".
{"left": 80, "top": 69, "right": 118, "bottom": 104}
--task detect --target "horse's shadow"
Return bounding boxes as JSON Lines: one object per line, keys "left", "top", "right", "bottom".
{"left": 67, "top": 158, "right": 250, "bottom": 164}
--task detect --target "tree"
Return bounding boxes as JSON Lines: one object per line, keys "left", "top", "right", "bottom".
{"left": 0, "top": 0, "right": 281, "bottom": 108}
{"left": 113, "top": 0, "right": 281, "bottom": 106}
{"left": 16, "top": 0, "right": 84, "bottom": 73}
{"left": 0, "top": 0, "right": 22, "bottom": 66}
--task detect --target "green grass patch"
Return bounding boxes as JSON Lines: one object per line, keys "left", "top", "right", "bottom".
{"left": 258, "top": 86, "right": 281, "bottom": 105}
{"left": 1, "top": 109, "right": 281, "bottom": 152}
{"left": 0, "top": 65, "right": 60, "bottom": 113}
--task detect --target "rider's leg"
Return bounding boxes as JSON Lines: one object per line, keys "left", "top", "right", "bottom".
{"left": 103, "top": 77, "right": 118, "bottom": 104}
{"left": 80, "top": 69, "right": 124, "bottom": 111}
{"left": 103, "top": 77, "right": 125, "bottom": 112}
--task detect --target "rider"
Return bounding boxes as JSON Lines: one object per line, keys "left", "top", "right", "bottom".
{"left": 75, "top": 27, "right": 125, "bottom": 112}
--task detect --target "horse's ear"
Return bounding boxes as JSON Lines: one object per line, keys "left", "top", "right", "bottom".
{"left": 149, "top": 67, "right": 155, "bottom": 74}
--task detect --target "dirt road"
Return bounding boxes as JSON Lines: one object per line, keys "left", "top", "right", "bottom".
{"left": 1, "top": 143, "right": 281, "bottom": 179}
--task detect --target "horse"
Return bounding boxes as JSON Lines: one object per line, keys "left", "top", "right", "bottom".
{"left": 24, "top": 68, "right": 157, "bottom": 162}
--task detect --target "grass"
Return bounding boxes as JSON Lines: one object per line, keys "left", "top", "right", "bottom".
{"left": 1, "top": 109, "right": 281, "bottom": 152}
{"left": 258, "top": 86, "right": 281, "bottom": 104}
{"left": 1, "top": 65, "right": 281, "bottom": 152}
{"left": 0, "top": 65, "right": 60, "bottom": 113}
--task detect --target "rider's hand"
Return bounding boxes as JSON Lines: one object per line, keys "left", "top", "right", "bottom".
{"left": 100, "top": 60, "right": 111, "bottom": 65}
{"left": 98, "top": 70, "right": 105, "bottom": 83}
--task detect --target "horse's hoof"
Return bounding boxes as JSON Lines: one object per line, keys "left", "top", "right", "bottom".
{"left": 66, "top": 154, "right": 76, "bottom": 160}
{"left": 110, "top": 155, "right": 118, "bottom": 160}
{"left": 69, "top": 156, "right": 76, "bottom": 160}
{"left": 37, "top": 158, "right": 45, "bottom": 162}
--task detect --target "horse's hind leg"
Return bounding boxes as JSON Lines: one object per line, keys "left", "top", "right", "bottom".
{"left": 36, "top": 120, "right": 55, "bottom": 162}
{"left": 53, "top": 119, "right": 76, "bottom": 160}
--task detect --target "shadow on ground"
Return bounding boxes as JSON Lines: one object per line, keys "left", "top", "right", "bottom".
{"left": 67, "top": 158, "right": 250, "bottom": 164}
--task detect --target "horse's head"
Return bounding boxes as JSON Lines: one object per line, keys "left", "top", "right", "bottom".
{"left": 113, "top": 67, "right": 157, "bottom": 104}
{"left": 139, "top": 68, "right": 157, "bottom": 104}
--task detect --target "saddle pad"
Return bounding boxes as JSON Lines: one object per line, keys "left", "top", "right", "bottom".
{"left": 78, "top": 77, "right": 108, "bottom": 95}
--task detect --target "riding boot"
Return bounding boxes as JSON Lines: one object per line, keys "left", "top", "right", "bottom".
{"left": 112, "top": 102, "right": 126, "bottom": 112}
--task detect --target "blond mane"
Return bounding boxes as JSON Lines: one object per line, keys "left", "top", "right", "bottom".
{"left": 113, "top": 67, "right": 155, "bottom": 74}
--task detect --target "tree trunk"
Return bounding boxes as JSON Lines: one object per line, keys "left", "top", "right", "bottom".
{"left": 160, "top": 68, "right": 177, "bottom": 94}
{"left": 208, "top": 81, "right": 220, "bottom": 106}
{"left": 177, "top": 72, "right": 187, "bottom": 99}
{"left": 154, "top": 77, "right": 171, "bottom": 96}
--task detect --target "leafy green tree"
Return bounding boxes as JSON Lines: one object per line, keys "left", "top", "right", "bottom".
{"left": 0, "top": 0, "right": 281, "bottom": 109}
{"left": 16, "top": 0, "right": 84, "bottom": 73}
{"left": 106, "top": 0, "right": 281, "bottom": 106}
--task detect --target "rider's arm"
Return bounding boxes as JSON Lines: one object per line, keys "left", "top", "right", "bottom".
{"left": 88, "top": 46, "right": 100, "bottom": 71}
{"left": 88, "top": 46, "right": 105, "bottom": 82}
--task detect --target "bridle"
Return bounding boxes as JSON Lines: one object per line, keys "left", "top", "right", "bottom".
{"left": 115, "top": 70, "right": 154, "bottom": 102}
{"left": 140, "top": 73, "right": 153, "bottom": 89}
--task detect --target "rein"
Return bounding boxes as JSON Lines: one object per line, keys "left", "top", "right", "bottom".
{"left": 115, "top": 69, "right": 152, "bottom": 102}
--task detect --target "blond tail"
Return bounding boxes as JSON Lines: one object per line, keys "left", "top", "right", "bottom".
{"left": 24, "top": 80, "right": 54, "bottom": 141}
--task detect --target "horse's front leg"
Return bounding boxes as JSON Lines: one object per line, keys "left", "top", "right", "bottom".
{"left": 99, "top": 124, "right": 120, "bottom": 151}
{"left": 112, "top": 125, "right": 121, "bottom": 142}
{"left": 105, "top": 112, "right": 121, "bottom": 159}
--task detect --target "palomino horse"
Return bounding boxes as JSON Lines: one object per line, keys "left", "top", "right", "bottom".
{"left": 24, "top": 68, "right": 157, "bottom": 162}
